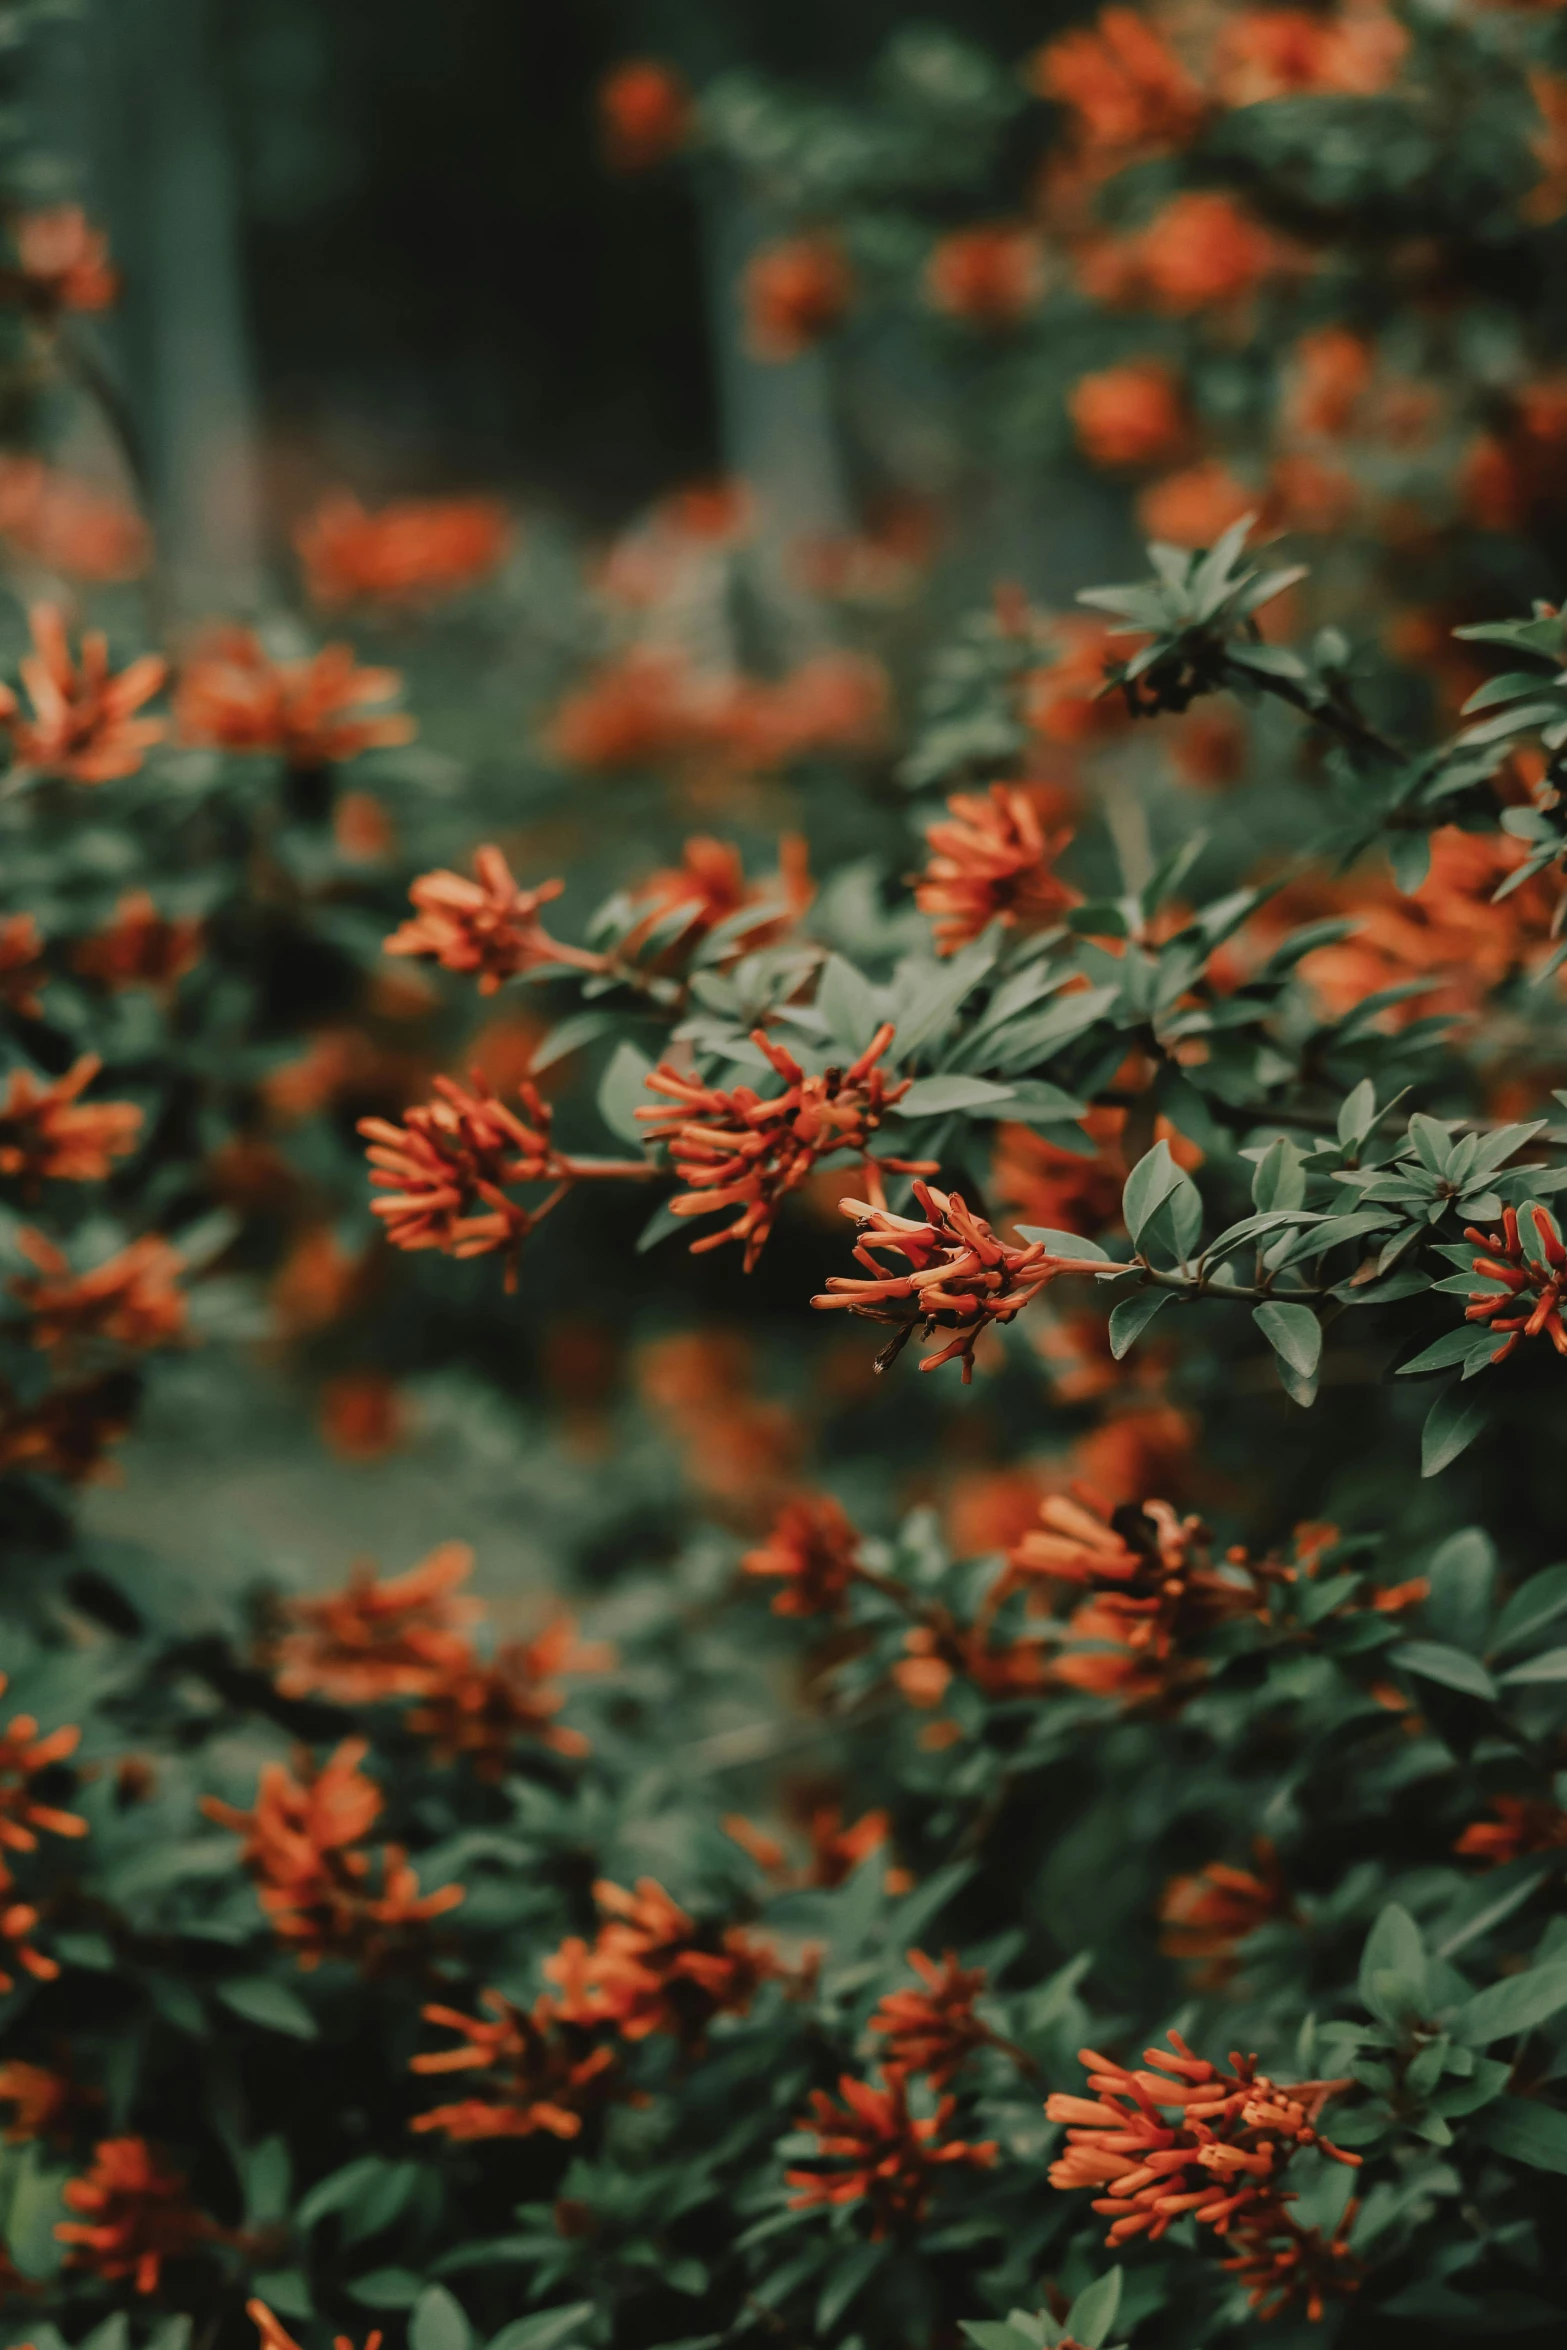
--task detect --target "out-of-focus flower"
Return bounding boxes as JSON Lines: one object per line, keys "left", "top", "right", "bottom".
{"left": 0, "top": 1370, "right": 137, "bottom": 1484}
{"left": 871, "top": 1951, "right": 992, "bottom": 2084}
{"left": 412, "top": 1987, "right": 616, "bottom": 2140}
{"left": 635, "top": 1329, "right": 803, "bottom": 1524}
{"left": 72, "top": 891, "right": 202, "bottom": 993}
{"left": 0, "top": 2060, "right": 80, "bottom": 2142}
{"left": 385, "top": 846, "right": 575, "bottom": 994}
{"left": 1029, "top": 10, "right": 1207, "bottom": 153}
{"left": 814, "top": 1180, "right": 1090, "bottom": 1378}
{"left": 994, "top": 1105, "right": 1198, "bottom": 1241}
{"left": 549, "top": 647, "right": 886, "bottom": 776}
{"left": 1284, "top": 327, "right": 1374, "bottom": 439}
{"left": 1023, "top": 616, "right": 1129, "bottom": 744}
{"left": 1455, "top": 1794, "right": 1567, "bottom": 1864}
{"left": 1084, "top": 193, "right": 1285, "bottom": 314}
{"left": 742, "top": 1492, "right": 864, "bottom": 1617}
{"left": 0, "top": 1056, "right": 140, "bottom": 1188}
{"left": 915, "top": 784, "right": 1079, "bottom": 954}
{"left": 0, "top": 1680, "right": 85, "bottom": 1853}
{"left": 1172, "top": 705, "right": 1249, "bottom": 788}
{"left": 787, "top": 2069, "right": 996, "bottom": 2235}
{"left": 744, "top": 234, "right": 855, "bottom": 361}
{"left": 597, "top": 59, "right": 693, "bottom": 170}
{"left": 269, "top": 1225, "right": 366, "bottom": 1339}
{"left": 623, "top": 833, "right": 813, "bottom": 966}
{"left": 0, "top": 604, "right": 165, "bottom": 784}
{"left": 175, "top": 629, "right": 414, "bottom": 767}
{"left": 405, "top": 1619, "right": 612, "bottom": 1776}
{"left": 202, "top": 1738, "right": 463, "bottom": 1970}
{"left": 268, "top": 1541, "right": 479, "bottom": 1705}
{"left": 318, "top": 1372, "right": 408, "bottom": 1461}
{"left": 1160, "top": 1840, "right": 1296, "bottom": 1985}
{"left": 546, "top": 1877, "right": 779, "bottom": 2046}
{"left": 925, "top": 225, "right": 1043, "bottom": 327}
{"left": 10, "top": 208, "right": 117, "bottom": 311}
{"left": 639, "top": 1023, "right": 926, "bottom": 1270}
{"left": 57, "top": 2139, "right": 216, "bottom": 2293}
{"left": 295, "top": 492, "right": 510, "bottom": 609}
{"left": 12, "top": 1229, "right": 184, "bottom": 1352}
{"left": 1526, "top": 68, "right": 1567, "bottom": 223}
{"left": 1214, "top": 4, "right": 1406, "bottom": 105}
{"left": 1137, "top": 460, "right": 1255, "bottom": 548}
{"left": 1268, "top": 451, "right": 1361, "bottom": 534}
{"left": 250, "top": 2302, "right": 383, "bottom": 2350}
{"left": 0, "top": 459, "right": 149, "bottom": 581}
{"left": 1464, "top": 1201, "right": 1567, "bottom": 1362}
{"left": 0, "top": 913, "right": 46, "bottom": 1015}
{"left": 334, "top": 788, "right": 395, "bottom": 862}
{"left": 1070, "top": 360, "right": 1189, "bottom": 470}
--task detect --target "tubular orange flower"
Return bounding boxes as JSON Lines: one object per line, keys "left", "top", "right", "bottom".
{"left": 295, "top": 492, "right": 510, "bottom": 608}
{"left": 1069, "top": 360, "right": 1188, "bottom": 470}
{"left": 0, "top": 462, "right": 148, "bottom": 582}
{"left": 925, "top": 226, "right": 1043, "bottom": 327}
{"left": 174, "top": 628, "right": 414, "bottom": 767}
{"left": 871, "top": 1951, "right": 992, "bottom": 2085}
{"left": 0, "top": 1370, "right": 138, "bottom": 1484}
{"left": 10, "top": 207, "right": 118, "bottom": 311}
{"left": 12, "top": 1230, "right": 185, "bottom": 1352}
{"left": 57, "top": 2138, "right": 217, "bottom": 2293}
{"left": 1285, "top": 326, "right": 1375, "bottom": 438}
{"left": 1085, "top": 193, "right": 1284, "bottom": 315}
{"left": 267, "top": 1540, "right": 480, "bottom": 1704}
{"left": 597, "top": 59, "right": 693, "bottom": 169}
{"left": 1160, "top": 1840, "right": 1296, "bottom": 1986}
{"left": 787, "top": 2069, "right": 996, "bottom": 2236}
{"left": 1029, "top": 9, "right": 1207, "bottom": 152}
{"left": 0, "top": 604, "right": 165, "bottom": 784}
{"left": 1463, "top": 1202, "right": 1567, "bottom": 1361}
{"left": 744, "top": 234, "right": 855, "bottom": 362}
{"left": 1455, "top": 1794, "right": 1567, "bottom": 1864}
{"left": 250, "top": 2301, "right": 383, "bottom": 2350}
{"left": 404, "top": 1619, "right": 613, "bottom": 1776}
{"left": 411, "top": 1987, "right": 616, "bottom": 2139}
{"left": 545, "top": 1877, "right": 779, "bottom": 2046}
{"left": 914, "top": 783, "right": 1079, "bottom": 954}
{"left": 201, "top": 1737, "right": 463, "bottom": 1970}
{"left": 385, "top": 845, "right": 580, "bottom": 993}
{"left": 1045, "top": 2031, "right": 1358, "bottom": 2249}
{"left": 1221, "top": 2202, "right": 1364, "bottom": 2325}
{"left": 742, "top": 1492, "right": 864, "bottom": 1617}
{"left": 813, "top": 1180, "right": 1091, "bottom": 1379}
{"left": 0, "top": 2060, "right": 79, "bottom": 2142}
{"left": 71, "top": 891, "right": 203, "bottom": 992}
{"left": 0, "top": 1693, "right": 83, "bottom": 1855}
{"left": 623, "top": 833, "right": 813, "bottom": 966}
{"left": 1010, "top": 1493, "right": 1257, "bottom": 1680}
{"left": 359, "top": 1072, "right": 572, "bottom": 1280}
{"left": 637, "top": 1023, "right": 928, "bottom": 1270}
{"left": 1023, "top": 617, "right": 1129, "bottom": 744}
{"left": 0, "top": 913, "right": 46, "bottom": 1015}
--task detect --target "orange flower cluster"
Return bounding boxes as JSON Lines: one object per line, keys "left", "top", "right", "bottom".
{"left": 622, "top": 832, "right": 813, "bottom": 967}
{"left": 1455, "top": 1794, "right": 1567, "bottom": 1864}
{"left": 384, "top": 845, "right": 581, "bottom": 993}
{"left": 360, "top": 1071, "right": 585, "bottom": 1280}
{"left": 72, "top": 891, "right": 203, "bottom": 993}
{"left": 787, "top": 2069, "right": 996, "bottom": 2236}
{"left": 744, "top": 234, "right": 855, "bottom": 361}
{"left": 0, "top": 2059, "right": 79, "bottom": 2142}
{"left": 871, "top": 1951, "right": 993, "bottom": 2086}
{"left": 1213, "top": 5, "right": 1406, "bottom": 105}
{"left": 724, "top": 1802, "right": 905, "bottom": 1891}
{"left": 634, "top": 1328, "right": 803, "bottom": 1523}
{"left": 742, "top": 1491, "right": 865, "bottom": 1616}
{"left": 1082, "top": 192, "right": 1287, "bottom": 316}
{"left": 202, "top": 1737, "right": 463, "bottom": 1970}
{"left": 0, "top": 604, "right": 165, "bottom": 785}
{"left": 814, "top": 1179, "right": 1088, "bottom": 1378}
{"left": 175, "top": 629, "right": 414, "bottom": 767}
{"left": 294, "top": 492, "right": 510, "bottom": 608}
{"left": 914, "top": 784, "right": 1080, "bottom": 954}
{"left": 1160, "top": 1840, "right": 1296, "bottom": 1986}
{"left": 268, "top": 1542, "right": 606, "bottom": 1774}
{"left": 1046, "top": 2031, "right": 1359, "bottom": 2256}
{"left": 0, "top": 1055, "right": 141, "bottom": 1188}
{"left": 0, "top": 1674, "right": 85, "bottom": 1991}
{"left": 11, "top": 1229, "right": 185, "bottom": 1352}
{"left": 597, "top": 59, "right": 693, "bottom": 170}
{"left": 0, "top": 458, "right": 149, "bottom": 581}
{"left": 0, "top": 912, "right": 45, "bottom": 1014}
{"left": 638, "top": 1023, "right": 927, "bottom": 1270}
{"left": 1464, "top": 1202, "right": 1567, "bottom": 1361}
{"left": 411, "top": 1986, "right": 615, "bottom": 2140}
{"left": 57, "top": 2138, "right": 215, "bottom": 2294}
{"left": 1023, "top": 616, "right": 1128, "bottom": 745}
{"left": 925, "top": 226, "right": 1043, "bottom": 327}
{"left": 1029, "top": 9, "right": 1207, "bottom": 155}
{"left": 0, "top": 1370, "right": 138, "bottom": 1485}
{"left": 10, "top": 207, "right": 118, "bottom": 311}
{"left": 1069, "top": 360, "right": 1189, "bottom": 470}
{"left": 545, "top": 1876, "right": 780, "bottom": 2047}
{"left": 549, "top": 646, "right": 887, "bottom": 776}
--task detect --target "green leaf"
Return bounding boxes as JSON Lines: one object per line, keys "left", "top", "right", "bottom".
{"left": 1390, "top": 1642, "right": 1498, "bottom": 1702}
{"left": 1423, "top": 1382, "right": 1492, "bottom": 1477}
{"left": 1452, "top": 1960, "right": 1567, "bottom": 2046}
{"left": 1252, "top": 1136, "right": 1307, "bottom": 1212}
{"left": 817, "top": 2243, "right": 884, "bottom": 2332}
{"left": 1426, "top": 1528, "right": 1497, "bottom": 1651}
{"left": 411, "top": 2286, "right": 472, "bottom": 2350}
{"left": 597, "top": 1040, "right": 655, "bottom": 1146}
{"left": 1501, "top": 1645, "right": 1567, "bottom": 1684}
{"left": 1253, "top": 1300, "right": 1321, "bottom": 1383}
{"left": 1108, "top": 1290, "right": 1171, "bottom": 1359}
{"left": 529, "top": 1009, "right": 617, "bottom": 1074}
{"left": 347, "top": 2271, "right": 424, "bottom": 2310}
{"left": 1121, "top": 1140, "right": 1184, "bottom": 1245}
{"left": 1064, "top": 2270, "right": 1122, "bottom": 2350}
{"left": 485, "top": 2308, "right": 595, "bottom": 2350}
{"left": 1492, "top": 1564, "right": 1567, "bottom": 1659}
{"left": 898, "top": 1074, "right": 1014, "bottom": 1117}
{"left": 817, "top": 954, "right": 883, "bottom": 1054}
{"left": 1470, "top": 2097, "right": 1567, "bottom": 2173}
{"left": 1014, "top": 1228, "right": 1111, "bottom": 1260}
{"left": 216, "top": 1977, "right": 319, "bottom": 2040}
{"left": 1397, "top": 1327, "right": 1493, "bottom": 1378}
{"left": 1338, "top": 1079, "right": 1377, "bottom": 1148}
{"left": 1359, "top": 1904, "right": 1426, "bottom": 2014}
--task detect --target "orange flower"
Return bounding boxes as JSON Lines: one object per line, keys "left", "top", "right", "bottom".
{"left": 597, "top": 59, "right": 693, "bottom": 169}
{"left": 268, "top": 1540, "right": 479, "bottom": 1705}
{"left": 992, "top": 1103, "right": 1193, "bottom": 1240}
{"left": 1455, "top": 1793, "right": 1567, "bottom": 1864}
{"left": 0, "top": 1056, "right": 141, "bottom": 1188}
{"left": 1137, "top": 460, "right": 1255, "bottom": 549}
{"left": 623, "top": 833, "right": 813, "bottom": 966}
{"left": 1023, "top": 616, "right": 1128, "bottom": 744}
{"left": 11, "top": 207, "right": 117, "bottom": 311}
{"left": 548, "top": 646, "right": 885, "bottom": 776}
{"left": 915, "top": 784, "right": 1079, "bottom": 954}
{"left": 1011, "top": 1492, "right": 1245, "bottom": 1680}
{"left": 385, "top": 845, "right": 575, "bottom": 993}
{"left": 0, "top": 2060, "right": 78, "bottom": 2142}
{"left": 268, "top": 1225, "right": 365, "bottom": 1338}
{"left": 1526, "top": 67, "right": 1567, "bottom": 223}
{"left": 1069, "top": 360, "right": 1188, "bottom": 470}
{"left": 546, "top": 1877, "right": 779, "bottom": 2046}
{"left": 318, "top": 1372, "right": 407, "bottom": 1461}
{"left": 295, "top": 492, "right": 510, "bottom": 608}
{"left": 1029, "top": 9, "right": 1207, "bottom": 152}
{"left": 787, "top": 2069, "right": 996, "bottom": 2236}
{"left": 547, "top": 648, "right": 718, "bottom": 772}
{"left": 0, "top": 1371, "right": 137, "bottom": 1484}
{"left": 871, "top": 1950, "right": 992, "bottom": 2085}
{"left": 1214, "top": 5, "right": 1406, "bottom": 105}
{"left": 1171, "top": 705, "right": 1248, "bottom": 788}
{"left": 744, "top": 234, "right": 855, "bottom": 362}
{"left": 411, "top": 1987, "right": 615, "bottom": 2139}
{"left": 0, "top": 913, "right": 46, "bottom": 1015}
{"left": 1269, "top": 451, "right": 1361, "bottom": 534}
{"left": 814, "top": 1179, "right": 1091, "bottom": 1379}
{"left": 71, "top": 891, "right": 203, "bottom": 993}
{"left": 334, "top": 787, "right": 395, "bottom": 862}
{"left": 359, "top": 1071, "right": 569, "bottom": 1278}
{"left": 404, "top": 1619, "right": 612, "bottom": 1776}
{"left": 201, "top": 1737, "right": 463, "bottom": 1970}
{"left": 1085, "top": 192, "right": 1283, "bottom": 314}
{"left": 925, "top": 225, "right": 1043, "bottom": 327}
{"left": 250, "top": 2302, "right": 382, "bottom": 2350}
{"left": 0, "top": 459, "right": 149, "bottom": 581}
{"left": 57, "top": 2139, "right": 216, "bottom": 2293}
{"left": 1160, "top": 1840, "right": 1295, "bottom": 1985}
{"left": 638, "top": 1023, "right": 926, "bottom": 1270}
{"left": 174, "top": 628, "right": 414, "bottom": 767}
{"left": 1463, "top": 1201, "right": 1567, "bottom": 1363}
{"left": 1284, "top": 327, "right": 1374, "bottom": 438}
{"left": 0, "top": 604, "right": 165, "bottom": 784}
{"left": 12, "top": 1229, "right": 184, "bottom": 1351}
{"left": 742, "top": 1492, "right": 864, "bottom": 1617}
{"left": 0, "top": 1681, "right": 85, "bottom": 1853}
